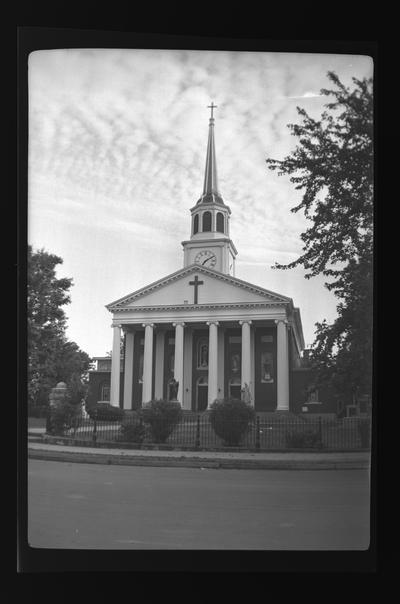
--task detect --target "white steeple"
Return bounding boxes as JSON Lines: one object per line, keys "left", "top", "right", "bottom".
{"left": 181, "top": 104, "right": 238, "bottom": 275}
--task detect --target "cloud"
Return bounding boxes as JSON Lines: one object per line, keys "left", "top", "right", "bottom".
{"left": 28, "top": 49, "right": 373, "bottom": 355}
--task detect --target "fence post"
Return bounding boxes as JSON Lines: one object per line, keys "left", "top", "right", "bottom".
{"left": 195, "top": 414, "right": 200, "bottom": 448}
{"left": 93, "top": 409, "right": 97, "bottom": 445}
{"left": 256, "top": 416, "right": 260, "bottom": 450}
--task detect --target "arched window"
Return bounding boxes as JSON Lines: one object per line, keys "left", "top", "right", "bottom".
{"left": 216, "top": 212, "right": 224, "bottom": 233}
{"left": 193, "top": 214, "right": 199, "bottom": 234}
{"left": 202, "top": 211, "right": 211, "bottom": 232}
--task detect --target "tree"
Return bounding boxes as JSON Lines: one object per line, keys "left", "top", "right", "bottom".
{"left": 266, "top": 72, "right": 373, "bottom": 406}
{"left": 28, "top": 246, "right": 91, "bottom": 409}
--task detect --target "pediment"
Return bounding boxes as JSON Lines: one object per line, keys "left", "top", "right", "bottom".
{"left": 107, "top": 265, "right": 291, "bottom": 311}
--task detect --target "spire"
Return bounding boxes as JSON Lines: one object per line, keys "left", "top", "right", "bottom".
{"left": 197, "top": 102, "right": 225, "bottom": 206}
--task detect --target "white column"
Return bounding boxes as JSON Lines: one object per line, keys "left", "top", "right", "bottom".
{"left": 182, "top": 328, "right": 193, "bottom": 410}
{"left": 154, "top": 330, "right": 165, "bottom": 400}
{"left": 207, "top": 321, "right": 219, "bottom": 408}
{"left": 123, "top": 331, "right": 134, "bottom": 409}
{"left": 275, "top": 319, "right": 290, "bottom": 411}
{"left": 110, "top": 324, "right": 121, "bottom": 407}
{"left": 142, "top": 323, "right": 154, "bottom": 404}
{"left": 239, "top": 320, "right": 252, "bottom": 402}
{"left": 217, "top": 327, "right": 225, "bottom": 399}
{"left": 173, "top": 322, "right": 185, "bottom": 404}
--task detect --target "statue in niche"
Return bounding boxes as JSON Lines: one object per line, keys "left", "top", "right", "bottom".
{"left": 241, "top": 383, "right": 252, "bottom": 404}
{"left": 231, "top": 353, "right": 240, "bottom": 373}
{"left": 168, "top": 378, "right": 179, "bottom": 401}
{"left": 261, "top": 351, "right": 273, "bottom": 382}
{"left": 199, "top": 342, "right": 208, "bottom": 368}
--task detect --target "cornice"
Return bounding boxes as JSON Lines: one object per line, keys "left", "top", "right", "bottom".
{"left": 106, "top": 264, "right": 291, "bottom": 310}
{"left": 110, "top": 301, "right": 289, "bottom": 313}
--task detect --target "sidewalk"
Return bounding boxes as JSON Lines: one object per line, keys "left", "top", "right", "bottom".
{"left": 27, "top": 434, "right": 371, "bottom": 470}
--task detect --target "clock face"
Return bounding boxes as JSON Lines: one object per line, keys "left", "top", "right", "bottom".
{"left": 195, "top": 250, "right": 217, "bottom": 268}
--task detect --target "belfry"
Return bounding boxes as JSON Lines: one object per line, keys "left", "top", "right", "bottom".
{"left": 92, "top": 105, "right": 307, "bottom": 413}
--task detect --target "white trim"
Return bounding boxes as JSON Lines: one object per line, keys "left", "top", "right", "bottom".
{"left": 112, "top": 302, "right": 289, "bottom": 313}
{"left": 106, "top": 264, "right": 292, "bottom": 310}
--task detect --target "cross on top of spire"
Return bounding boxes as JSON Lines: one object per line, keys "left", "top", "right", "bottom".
{"left": 207, "top": 102, "right": 218, "bottom": 120}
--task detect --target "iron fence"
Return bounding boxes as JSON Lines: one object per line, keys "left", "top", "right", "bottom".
{"left": 51, "top": 413, "right": 371, "bottom": 450}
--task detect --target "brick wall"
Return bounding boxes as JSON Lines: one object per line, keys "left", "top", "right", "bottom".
{"left": 87, "top": 371, "right": 124, "bottom": 409}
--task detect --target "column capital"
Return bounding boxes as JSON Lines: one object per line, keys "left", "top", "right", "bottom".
{"left": 239, "top": 320, "right": 252, "bottom": 326}
{"left": 274, "top": 319, "right": 288, "bottom": 325}
{"left": 206, "top": 321, "right": 219, "bottom": 326}
{"left": 111, "top": 323, "right": 122, "bottom": 329}
{"left": 172, "top": 322, "right": 186, "bottom": 327}
{"left": 142, "top": 323, "right": 155, "bottom": 328}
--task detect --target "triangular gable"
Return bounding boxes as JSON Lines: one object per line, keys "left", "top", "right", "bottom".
{"left": 106, "top": 265, "right": 291, "bottom": 311}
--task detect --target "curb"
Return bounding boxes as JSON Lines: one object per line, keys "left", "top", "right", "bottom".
{"left": 28, "top": 434, "right": 371, "bottom": 455}
{"left": 28, "top": 447, "right": 370, "bottom": 471}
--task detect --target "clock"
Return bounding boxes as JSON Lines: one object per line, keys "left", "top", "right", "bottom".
{"left": 195, "top": 250, "right": 217, "bottom": 268}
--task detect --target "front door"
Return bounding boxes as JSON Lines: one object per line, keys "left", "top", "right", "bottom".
{"left": 192, "top": 329, "right": 209, "bottom": 411}
{"left": 225, "top": 328, "right": 242, "bottom": 401}
{"left": 196, "top": 377, "right": 208, "bottom": 412}
{"left": 254, "top": 327, "right": 277, "bottom": 411}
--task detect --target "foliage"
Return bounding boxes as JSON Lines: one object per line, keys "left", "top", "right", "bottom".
{"left": 209, "top": 398, "right": 255, "bottom": 446}
{"left": 266, "top": 72, "right": 373, "bottom": 406}
{"left": 119, "top": 414, "right": 146, "bottom": 443}
{"left": 47, "top": 400, "right": 81, "bottom": 436}
{"left": 65, "top": 372, "right": 89, "bottom": 407}
{"left": 86, "top": 403, "right": 125, "bottom": 422}
{"left": 141, "top": 399, "right": 183, "bottom": 443}
{"left": 285, "top": 430, "right": 323, "bottom": 449}
{"left": 54, "top": 341, "right": 91, "bottom": 388}
{"left": 28, "top": 246, "right": 91, "bottom": 408}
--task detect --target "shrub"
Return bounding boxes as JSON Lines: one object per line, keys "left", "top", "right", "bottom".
{"left": 86, "top": 403, "right": 125, "bottom": 422}
{"left": 47, "top": 401, "right": 81, "bottom": 436}
{"left": 141, "top": 399, "right": 183, "bottom": 443}
{"left": 209, "top": 398, "right": 255, "bottom": 446}
{"left": 119, "top": 415, "right": 146, "bottom": 443}
{"left": 285, "top": 430, "right": 323, "bottom": 449}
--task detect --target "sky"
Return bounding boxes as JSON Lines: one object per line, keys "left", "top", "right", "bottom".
{"left": 28, "top": 48, "right": 373, "bottom": 358}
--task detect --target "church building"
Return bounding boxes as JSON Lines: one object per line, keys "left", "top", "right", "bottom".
{"left": 95, "top": 104, "right": 308, "bottom": 413}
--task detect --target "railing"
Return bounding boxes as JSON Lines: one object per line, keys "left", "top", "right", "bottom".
{"left": 49, "top": 413, "right": 372, "bottom": 450}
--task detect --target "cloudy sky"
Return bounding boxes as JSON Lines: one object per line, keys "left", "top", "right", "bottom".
{"left": 28, "top": 48, "right": 373, "bottom": 357}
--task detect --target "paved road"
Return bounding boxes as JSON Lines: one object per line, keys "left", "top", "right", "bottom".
{"left": 28, "top": 460, "right": 370, "bottom": 550}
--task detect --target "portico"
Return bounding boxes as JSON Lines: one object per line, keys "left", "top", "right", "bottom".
{"left": 108, "top": 297, "right": 301, "bottom": 413}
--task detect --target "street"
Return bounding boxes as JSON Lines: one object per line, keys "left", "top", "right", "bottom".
{"left": 28, "top": 460, "right": 370, "bottom": 550}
